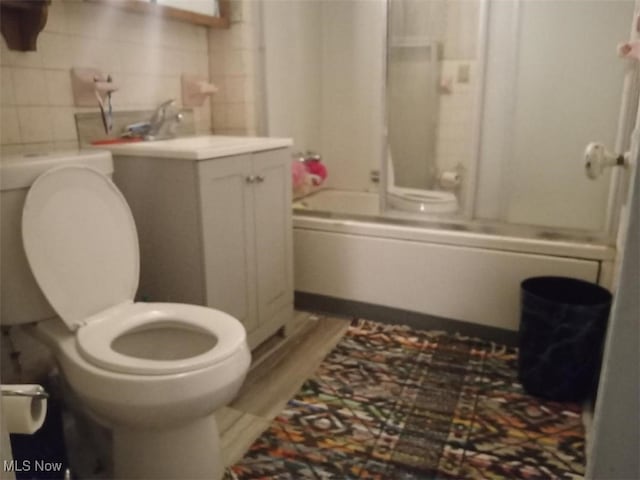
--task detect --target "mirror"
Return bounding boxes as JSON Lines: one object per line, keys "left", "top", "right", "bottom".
{"left": 88, "top": 0, "right": 230, "bottom": 28}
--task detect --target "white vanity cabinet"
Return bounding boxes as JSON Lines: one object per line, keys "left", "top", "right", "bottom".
{"left": 197, "top": 150, "right": 293, "bottom": 347}
{"left": 109, "top": 138, "right": 293, "bottom": 349}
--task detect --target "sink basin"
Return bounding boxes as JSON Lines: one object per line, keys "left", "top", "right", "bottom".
{"left": 94, "top": 135, "right": 293, "bottom": 161}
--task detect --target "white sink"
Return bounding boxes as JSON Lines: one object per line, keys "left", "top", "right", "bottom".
{"left": 95, "top": 135, "right": 293, "bottom": 161}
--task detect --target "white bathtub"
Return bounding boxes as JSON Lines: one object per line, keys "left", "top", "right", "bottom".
{"left": 293, "top": 189, "right": 616, "bottom": 332}
{"left": 294, "top": 189, "right": 380, "bottom": 216}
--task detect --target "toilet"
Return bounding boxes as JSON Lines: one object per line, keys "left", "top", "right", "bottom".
{"left": 386, "top": 154, "right": 459, "bottom": 214}
{"left": 0, "top": 151, "right": 250, "bottom": 480}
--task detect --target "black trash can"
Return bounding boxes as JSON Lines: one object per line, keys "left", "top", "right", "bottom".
{"left": 518, "top": 276, "right": 612, "bottom": 402}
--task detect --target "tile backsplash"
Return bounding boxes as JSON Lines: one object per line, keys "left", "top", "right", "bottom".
{"left": 1, "top": 0, "right": 212, "bottom": 155}
{"left": 208, "top": 0, "right": 262, "bottom": 136}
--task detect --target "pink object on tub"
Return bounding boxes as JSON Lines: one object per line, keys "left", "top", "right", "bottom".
{"left": 305, "top": 160, "right": 327, "bottom": 185}
{"left": 292, "top": 161, "right": 311, "bottom": 197}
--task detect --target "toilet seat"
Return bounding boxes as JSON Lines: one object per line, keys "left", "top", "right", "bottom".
{"left": 22, "top": 165, "right": 139, "bottom": 331}
{"left": 22, "top": 165, "right": 247, "bottom": 376}
{"left": 76, "top": 303, "right": 246, "bottom": 375}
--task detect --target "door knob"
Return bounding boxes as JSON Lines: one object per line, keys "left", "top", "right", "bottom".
{"left": 584, "top": 142, "right": 629, "bottom": 180}
{"left": 245, "top": 175, "right": 256, "bottom": 184}
{"left": 255, "top": 175, "right": 265, "bottom": 183}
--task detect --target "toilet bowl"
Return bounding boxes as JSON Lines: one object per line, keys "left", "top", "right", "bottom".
{"left": 1, "top": 152, "right": 250, "bottom": 479}
{"left": 386, "top": 153, "right": 458, "bottom": 214}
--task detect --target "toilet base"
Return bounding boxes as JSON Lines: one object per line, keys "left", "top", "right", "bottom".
{"left": 113, "top": 414, "right": 223, "bottom": 480}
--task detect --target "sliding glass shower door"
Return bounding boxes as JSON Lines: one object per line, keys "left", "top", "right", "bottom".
{"left": 384, "top": 0, "right": 637, "bottom": 239}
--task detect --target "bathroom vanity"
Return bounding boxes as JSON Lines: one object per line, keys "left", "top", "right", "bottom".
{"left": 102, "top": 136, "right": 294, "bottom": 349}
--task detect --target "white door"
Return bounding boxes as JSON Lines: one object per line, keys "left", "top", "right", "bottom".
{"left": 199, "top": 155, "right": 259, "bottom": 332}
{"left": 252, "top": 149, "right": 294, "bottom": 326}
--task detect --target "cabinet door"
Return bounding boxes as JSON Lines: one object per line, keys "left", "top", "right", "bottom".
{"left": 198, "top": 155, "right": 258, "bottom": 332}
{"left": 252, "top": 149, "right": 293, "bottom": 325}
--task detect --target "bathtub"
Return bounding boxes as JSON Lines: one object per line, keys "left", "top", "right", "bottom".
{"left": 293, "top": 189, "right": 616, "bottom": 333}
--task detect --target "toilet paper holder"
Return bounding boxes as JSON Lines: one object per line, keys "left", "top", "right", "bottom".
{"left": 1, "top": 385, "right": 48, "bottom": 400}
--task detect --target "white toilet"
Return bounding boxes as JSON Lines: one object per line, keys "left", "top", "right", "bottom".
{"left": 0, "top": 151, "right": 250, "bottom": 479}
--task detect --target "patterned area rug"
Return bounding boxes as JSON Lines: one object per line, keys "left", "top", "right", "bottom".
{"left": 226, "top": 320, "right": 585, "bottom": 479}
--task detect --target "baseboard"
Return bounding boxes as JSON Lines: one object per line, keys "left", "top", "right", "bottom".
{"left": 295, "top": 291, "right": 519, "bottom": 347}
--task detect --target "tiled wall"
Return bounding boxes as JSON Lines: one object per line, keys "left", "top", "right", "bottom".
{"left": 0, "top": 0, "right": 212, "bottom": 156}
{"left": 208, "top": 0, "right": 261, "bottom": 136}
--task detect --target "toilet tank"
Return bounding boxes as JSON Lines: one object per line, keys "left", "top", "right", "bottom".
{"left": 1, "top": 150, "right": 113, "bottom": 326}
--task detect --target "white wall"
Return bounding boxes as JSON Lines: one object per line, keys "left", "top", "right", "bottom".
{"left": 262, "top": 0, "right": 323, "bottom": 153}
{"left": 320, "top": 0, "right": 386, "bottom": 191}
{"left": 1, "top": 0, "right": 211, "bottom": 155}
{"left": 476, "top": 0, "right": 633, "bottom": 231}
{"left": 262, "top": 0, "right": 386, "bottom": 192}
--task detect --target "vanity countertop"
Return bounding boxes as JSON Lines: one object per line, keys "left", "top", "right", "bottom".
{"left": 96, "top": 135, "right": 293, "bottom": 161}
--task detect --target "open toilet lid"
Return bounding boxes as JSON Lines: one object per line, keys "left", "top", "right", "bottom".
{"left": 22, "top": 166, "right": 139, "bottom": 330}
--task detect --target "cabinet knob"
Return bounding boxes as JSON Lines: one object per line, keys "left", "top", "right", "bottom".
{"left": 245, "top": 175, "right": 256, "bottom": 184}
{"left": 255, "top": 175, "right": 265, "bottom": 183}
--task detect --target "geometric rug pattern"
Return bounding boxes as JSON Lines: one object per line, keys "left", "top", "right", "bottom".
{"left": 226, "top": 319, "right": 585, "bottom": 479}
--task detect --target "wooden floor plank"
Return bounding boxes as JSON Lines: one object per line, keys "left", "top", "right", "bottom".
{"left": 218, "top": 410, "right": 271, "bottom": 466}
{"left": 230, "top": 315, "right": 350, "bottom": 420}
{"left": 219, "top": 312, "right": 351, "bottom": 459}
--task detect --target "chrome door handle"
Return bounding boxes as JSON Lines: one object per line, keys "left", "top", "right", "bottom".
{"left": 245, "top": 175, "right": 256, "bottom": 184}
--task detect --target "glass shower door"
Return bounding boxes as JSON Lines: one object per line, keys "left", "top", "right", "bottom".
{"left": 474, "top": 0, "right": 637, "bottom": 238}
{"left": 384, "top": 0, "right": 637, "bottom": 239}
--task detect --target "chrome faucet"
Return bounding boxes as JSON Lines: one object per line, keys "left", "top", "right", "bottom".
{"left": 147, "top": 99, "right": 183, "bottom": 140}
{"left": 123, "top": 99, "right": 183, "bottom": 141}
